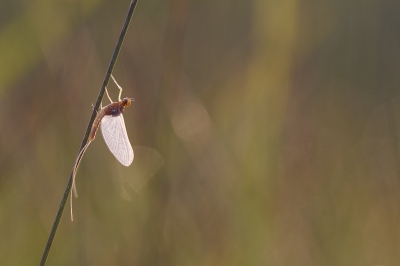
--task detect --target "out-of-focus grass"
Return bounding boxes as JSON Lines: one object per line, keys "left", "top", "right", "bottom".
{"left": 1, "top": 0, "right": 400, "bottom": 265}
{"left": 0, "top": 0, "right": 102, "bottom": 96}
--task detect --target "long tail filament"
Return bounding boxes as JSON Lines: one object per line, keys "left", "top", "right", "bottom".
{"left": 70, "top": 141, "right": 92, "bottom": 221}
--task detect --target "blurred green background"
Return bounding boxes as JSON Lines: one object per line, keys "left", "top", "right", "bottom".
{"left": 1, "top": 0, "right": 400, "bottom": 265}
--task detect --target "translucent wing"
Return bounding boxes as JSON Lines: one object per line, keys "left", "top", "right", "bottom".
{"left": 100, "top": 114, "right": 134, "bottom": 166}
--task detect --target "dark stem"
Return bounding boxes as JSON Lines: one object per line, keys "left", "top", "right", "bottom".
{"left": 39, "top": 1, "right": 138, "bottom": 265}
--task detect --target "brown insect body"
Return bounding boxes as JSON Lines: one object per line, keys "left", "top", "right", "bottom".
{"left": 70, "top": 75, "right": 134, "bottom": 221}
{"left": 89, "top": 97, "right": 131, "bottom": 141}
{"left": 70, "top": 97, "right": 132, "bottom": 220}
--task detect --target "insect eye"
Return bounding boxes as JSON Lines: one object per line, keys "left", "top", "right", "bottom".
{"left": 125, "top": 98, "right": 131, "bottom": 107}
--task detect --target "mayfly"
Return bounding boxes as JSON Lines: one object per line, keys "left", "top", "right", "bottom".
{"left": 70, "top": 75, "right": 134, "bottom": 220}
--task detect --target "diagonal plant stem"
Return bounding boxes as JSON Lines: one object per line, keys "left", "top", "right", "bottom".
{"left": 39, "top": 1, "right": 139, "bottom": 265}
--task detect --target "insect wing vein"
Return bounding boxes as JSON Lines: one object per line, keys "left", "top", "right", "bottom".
{"left": 100, "top": 114, "right": 134, "bottom": 166}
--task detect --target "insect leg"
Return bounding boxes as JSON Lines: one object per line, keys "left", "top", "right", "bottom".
{"left": 105, "top": 86, "right": 113, "bottom": 103}
{"left": 111, "top": 75, "right": 123, "bottom": 101}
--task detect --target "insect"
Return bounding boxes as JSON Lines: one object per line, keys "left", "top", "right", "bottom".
{"left": 70, "top": 75, "right": 134, "bottom": 220}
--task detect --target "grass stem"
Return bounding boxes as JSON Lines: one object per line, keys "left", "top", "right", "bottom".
{"left": 39, "top": 1, "right": 139, "bottom": 265}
